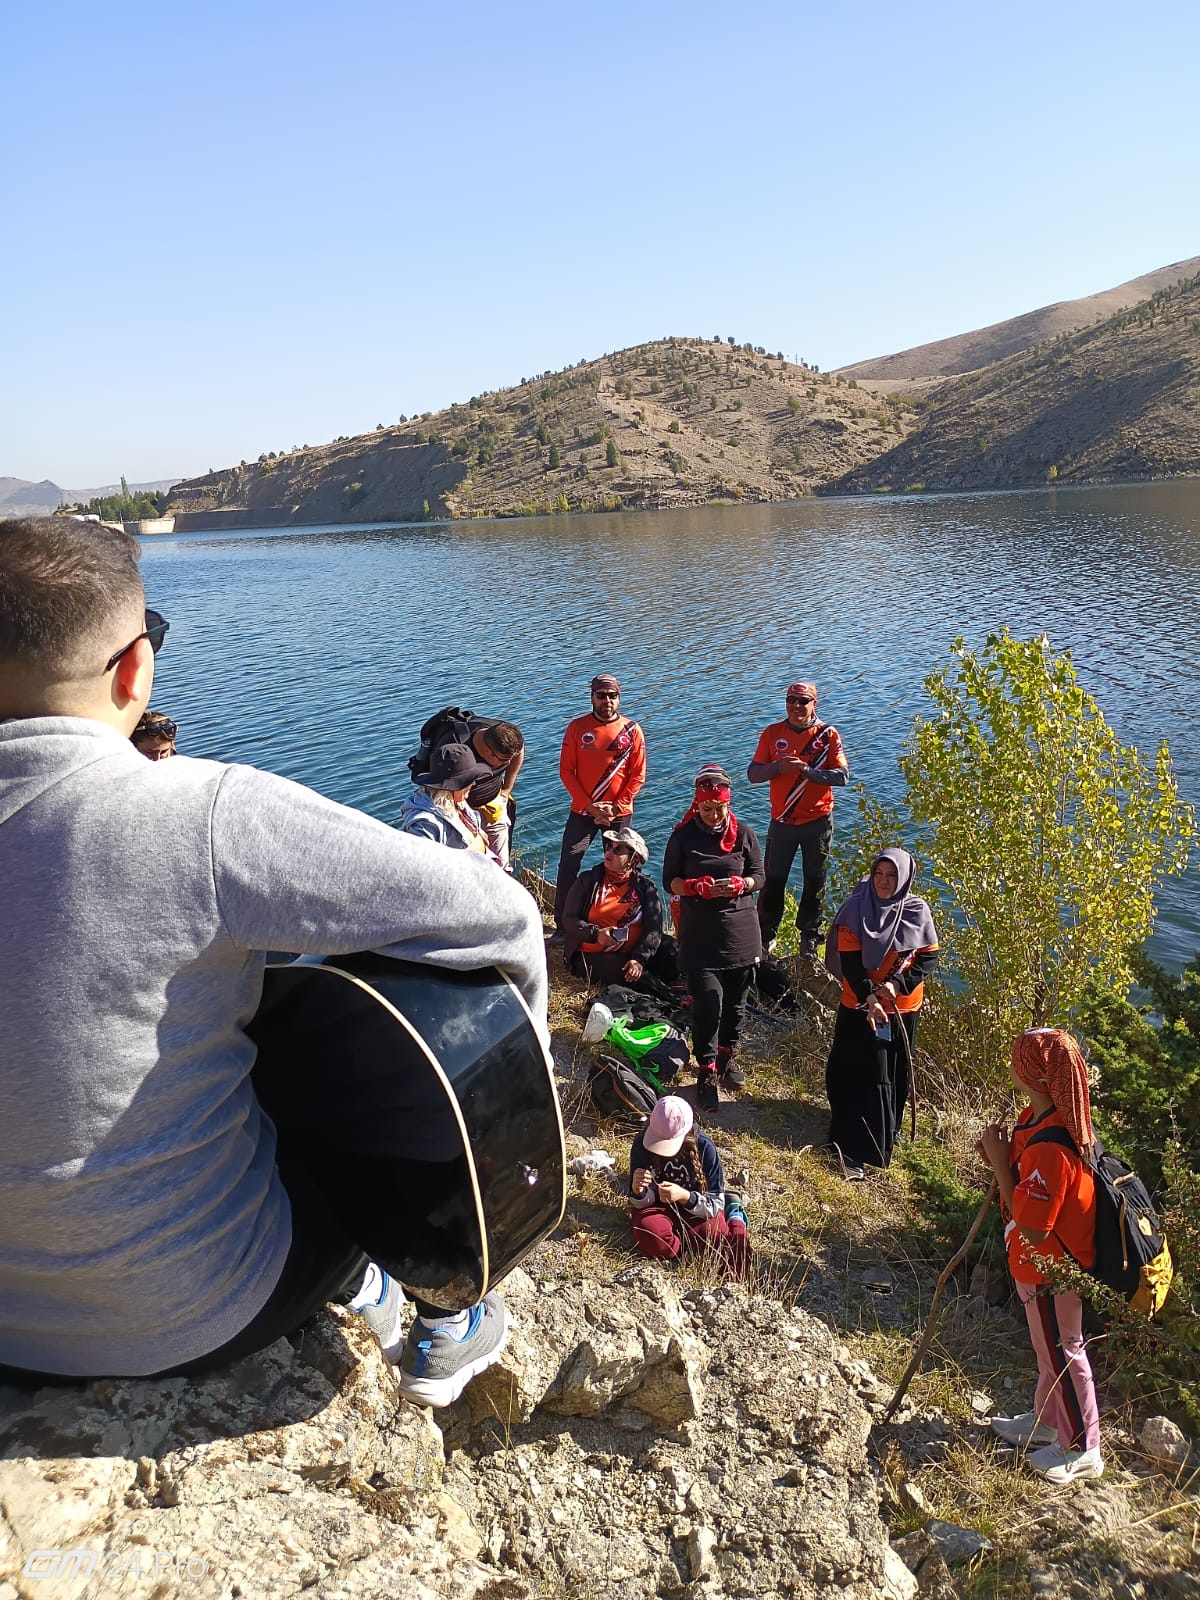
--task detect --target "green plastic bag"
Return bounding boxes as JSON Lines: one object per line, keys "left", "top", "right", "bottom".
{"left": 581, "top": 1003, "right": 671, "bottom": 1089}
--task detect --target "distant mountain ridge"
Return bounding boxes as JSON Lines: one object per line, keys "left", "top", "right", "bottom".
{"left": 833, "top": 270, "right": 1200, "bottom": 493}
{"left": 837, "top": 257, "right": 1200, "bottom": 384}
{"left": 0, "top": 478, "right": 182, "bottom": 518}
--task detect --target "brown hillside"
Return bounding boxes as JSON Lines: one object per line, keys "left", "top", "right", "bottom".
{"left": 832, "top": 272, "right": 1200, "bottom": 493}
{"left": 837, "top": 256, "right": 1200, "bottom": 384}
{"left": 167, "top": 339, "right": 920, "bottom": 528}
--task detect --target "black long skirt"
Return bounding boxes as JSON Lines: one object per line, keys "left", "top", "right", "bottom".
{"left": 825, "top": 1005, "right": 918, "bottom": 1169}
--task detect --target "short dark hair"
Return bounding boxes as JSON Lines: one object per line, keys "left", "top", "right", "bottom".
{"left": 483, "top": 720, "right": 523, "bottom": 758}
{"left": 0, "top": 517, "right": 144, "bottom": 674}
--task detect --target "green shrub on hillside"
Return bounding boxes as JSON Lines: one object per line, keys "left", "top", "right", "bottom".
{"left": 1077, "top": 953, "right": 1200, "bottom": 1182}
{"left": 899, "top": 631, "right": 1193, "bottom": 1083}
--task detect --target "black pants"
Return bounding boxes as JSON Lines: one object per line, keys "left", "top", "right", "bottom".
{"left": 568, "top": 938, "right": 680, "bottom": 992}
{"left": 554, "top": 810, "right": 602, "bottom": 925}
{"left": 758, "top": 816, "right": 833, "bottom": 945}
{"left": 825, "top": 1004, "right": 918, "bottom": 1168}
{"left": 686, "top": 965, "right": 755, "bottom": 1066}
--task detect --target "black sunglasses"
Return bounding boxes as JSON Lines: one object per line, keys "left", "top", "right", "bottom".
{"left": 786, "top": 695, "right": 813, "bottom": 705}
{"left": 105, "top": 609, "right": 170, "bottom": 674}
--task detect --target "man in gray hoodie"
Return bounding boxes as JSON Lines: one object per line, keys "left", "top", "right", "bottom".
{"left": 0, "top": 517, "right": 550, "bottom": 1404}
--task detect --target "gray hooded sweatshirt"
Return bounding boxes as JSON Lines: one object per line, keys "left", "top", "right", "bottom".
{"left": 0, "top": 717, "right": 548, "bottom": 1376}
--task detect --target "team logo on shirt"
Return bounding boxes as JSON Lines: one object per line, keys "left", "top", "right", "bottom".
{"left": 581, "top": 732, "right": 595, "bottom": 747}
{"left": 1017, "top": 1167, "right": 1051, "bottom": 1202}
{"left": 774, "top": 738, "right": 789, "bottom": 752}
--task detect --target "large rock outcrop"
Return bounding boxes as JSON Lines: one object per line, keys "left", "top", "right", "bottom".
{"left": 0, "top": 1267, "right": 907, "bottom": 1599}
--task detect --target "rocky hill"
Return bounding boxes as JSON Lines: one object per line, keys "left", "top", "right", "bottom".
{"left": 0, "top": 1269, "right": 916, "bottom": 1600}
{"left": 837, "top": 256, "right": 1200, "bottom": 385}
{"left": 832, "top": 270, "right": 1200, "bottom": 493}
{"left": 165, "top": 339, "right": 920, "bottom": 528}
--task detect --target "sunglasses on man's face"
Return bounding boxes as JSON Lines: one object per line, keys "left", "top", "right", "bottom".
{"left": 787, "top": 695, "right": 813, "bottom": 705}
{"left": 105, "top": 609, "right": 170, "bottom": 674}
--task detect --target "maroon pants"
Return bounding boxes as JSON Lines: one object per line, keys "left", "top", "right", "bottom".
{"left": 631, "top": 1203, "right": 751, "bottom": 1280}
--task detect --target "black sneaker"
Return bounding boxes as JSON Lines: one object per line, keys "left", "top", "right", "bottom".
{"left": 696, "top": 1068, "right": 719, "bottom": 1113}
{"left": 716, "top": 1046, "right": 745, "bottom": 1090}
{"left": 800, "top": 933, "right": 821, "bottom": 960}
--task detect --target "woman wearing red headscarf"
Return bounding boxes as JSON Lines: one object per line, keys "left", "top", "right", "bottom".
{"left": 824, "top": 848, "right": 939, "bottom": 1178}
{"left": 977, "top": 1029, "right": 1103, "bottom": 1487}
{"left": 663, "top": 764, "right": 763, "bottom": 1111}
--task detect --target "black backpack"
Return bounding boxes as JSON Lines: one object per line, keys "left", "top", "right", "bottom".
{"left": 1026, "top": 1126, "right": 1174, "bottom": 1317}
{"left": 408, "top": 706, "right": 475, "bottom": 783}
{"left": 587, "top": 1053, "right": 659, "bottom": 1124}
{"left": 599, "top": 984, "right": 691, "bottom": 1033}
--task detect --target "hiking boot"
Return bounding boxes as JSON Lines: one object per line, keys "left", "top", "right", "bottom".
{"left": 800, "top": 933, "right": 821, "bottom": 960}
{"left": 346, "top": 1262, "right": 405, "bottom": 1355}
{"left": 695, "top": 1066, "right": 719, "bottom": 1113}
{"left": 1027, "top": 1443, "right": 1104, "bottom": 1484}
{"left": 396, "top": 1291, "right": 510, "bottom": 1407}
{"left": 716, "top": 1045, "right": 745, "bottom": 1090}
{"left": 990, "top": 1412, "right": 1057, "bottom": 1448}
{"left": 724, "top": 1191, "right": 748, "bottom": 1228}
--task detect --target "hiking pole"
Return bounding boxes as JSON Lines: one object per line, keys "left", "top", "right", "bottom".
{"left": 880, "top": 1175, "right": 998, "bottom": 1423}
{"left": 894, "top": 1012, "right": 917, "bottom": 1142}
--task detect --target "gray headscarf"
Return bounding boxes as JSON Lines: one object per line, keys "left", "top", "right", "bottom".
{"left": 824, "top": 847, "right": 938, "bottom": 977}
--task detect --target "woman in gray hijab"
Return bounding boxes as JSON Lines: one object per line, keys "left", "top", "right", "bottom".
{"left": 823, "top": 848, "right": 939, "bottom": 1179}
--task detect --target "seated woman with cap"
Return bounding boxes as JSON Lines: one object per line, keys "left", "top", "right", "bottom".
{"left": 397, "top": 742, "right": 499, "bottom": 858}
{"left": 561, "top": 824, "right": 678, "bottom": 993}
{"left": 629, "top": 1095, "right": 749, "bottom": 1279}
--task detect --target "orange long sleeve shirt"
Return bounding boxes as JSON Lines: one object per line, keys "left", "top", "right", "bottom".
{"left": 559, "top": 713, "right": 646, "bottom": 817}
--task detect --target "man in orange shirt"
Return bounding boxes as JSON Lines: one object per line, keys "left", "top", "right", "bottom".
{"left": 553, "top": 673, "right": 647, "bottom": 933}
{"left": 747, "top": 680, "right": 847, "bottom": 958}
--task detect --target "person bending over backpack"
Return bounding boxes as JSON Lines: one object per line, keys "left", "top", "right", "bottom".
{"left": 977, "top": 1029, "right": 1103, "bottom": 1486}
{"left": 629, "top": 1096, "right": 749, "bottom": 1279}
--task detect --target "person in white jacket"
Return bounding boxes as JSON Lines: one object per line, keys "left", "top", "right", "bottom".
{"left": 0, "top": 517, "right": 549, "bottom": 1406}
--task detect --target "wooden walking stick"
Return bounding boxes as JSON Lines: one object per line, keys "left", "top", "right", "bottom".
{"left": 881, "top": 1175, "right": 998, "bottom": 1423}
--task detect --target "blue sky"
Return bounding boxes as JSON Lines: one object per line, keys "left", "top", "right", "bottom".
{"left": 5, "top": 0, "right": 1198, "bottom": 485}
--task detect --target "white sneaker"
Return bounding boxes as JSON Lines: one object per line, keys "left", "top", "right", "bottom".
{"left": 1027, "top": 1443, "right": 1104, "bottom": 1484}
{"left": 397, "top": 1291, "right": 510, "bottom": 1407}
{"left": 346, "top": 1263, "right": 406, "bottom": 1354}
{"left": 990, "top": 1411, "right": 1057, "bottom": 1447}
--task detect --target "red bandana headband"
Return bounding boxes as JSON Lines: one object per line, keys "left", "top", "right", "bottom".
{"left": 675, "top": 767, "right": 737, "bottom": 850}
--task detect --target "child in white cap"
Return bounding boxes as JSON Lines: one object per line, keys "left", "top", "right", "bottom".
{"left": 629, "top": 1095, "right": 749, "bottom": 1278}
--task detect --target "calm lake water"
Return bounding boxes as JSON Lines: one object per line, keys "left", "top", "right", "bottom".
{"left": 141, "top": 481, "right": 1200, "bottom": 969}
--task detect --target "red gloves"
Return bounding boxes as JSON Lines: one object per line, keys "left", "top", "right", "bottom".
{"left": 726, "top": 876, "right": 748, "bottom": 896}
{"left": 684, "top": 876, "right": 717, "bottom": 898}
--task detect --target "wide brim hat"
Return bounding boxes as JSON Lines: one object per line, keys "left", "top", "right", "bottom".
{"left": 601, "top": 824, "right": 649, "bottom": 864}
{"left": 415, "top": 741, "right": 494, "bottom": 790}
